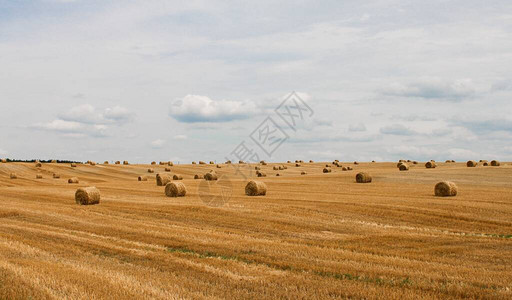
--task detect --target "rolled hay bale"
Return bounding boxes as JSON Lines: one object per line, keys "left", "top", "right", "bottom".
{"left": 397, "top": 162, "right": 404, "bottom": 168}
{"left": 278, "top": 165, "right": 284, "bottom": 170}
{"left": 295, "top": 163, "right": 301, "bottom": 167}
{"left": 173, "top": 174, "right": 183, "bottom": 180}
{"left": 156, "top": 174, "right": 171, "bottom": 186}
{"left": 299, "top": 160, "right": 304, "bottom": 163}
{"left": 399, "top": 159, "right": 406, "bottom": 163}
{"left": 295, "top": 160, "right": 299, "bottom": 163}
{"left": 354, "top": 161, "right": 359, "bottom": 165}
{"left": 204, "top": 172, "right": 218, "bottom": 181}
{"left": 467, "top": 160, "right": 477, "bottom": 167}
{"left": 10, "top": 173, "right": 17, "bottom": 179}
{"left": 413, "top": 161, "right": 418, "bottom": 164}
{"left": 1, "top": 158, "right": 6, "bottom": 163}
{"left": 479, "top": 160, "right": 488, "bottom": 163}
{"left": 90, "top": 161, "right": 96, "bottom": 166}
{"left": 287, "top": 160, "right": 291, "bottom": 163}
{"left": 158, "top": 162, "right": 164, "bottom": 165}
{"left": 342, "top": 167, "right": 348, "bottom": 171}
{"left": 451, "top": 160, "right": 455, "bottom": 163}
{"left": 115, "top": 161, "right": 120, "bottom": 164}
{"left": 347, "top": 166, "right": 353, "bottom": 170}
{"left": 309, "top": 160, "right": 314, "bottom": 163}
{"left": 103, "top": 161, "right": 109, "bottom": 165}
{"left": 334, "top": 159, "right": 339, "bottom": 162}
{"left": 192, "top": 161, "right": 197, "bottom": 164}
{"left": 199, "top": 161, "right": 206, "bottom": 165}
{"left": 260, "top": 160, "right": 266, "bottom": 164}
{"left": 138, "top": 176, "right": 147, "bottom": 181}
{"left": 36, "top": 174, "right": 43, "bottom": 179}
{"left": 407, "top": 160, "right": 411, "bottom": 162}
{"left": 372, "top": 160, "right": 376, "bottom": 163}
{"left": 356, "top": 172, "right": 372, "bottom": 183}
{"left": 245, "top": 181, "right": 267, "bottom": 196}
{"left": 445, "top": 160, "right": 451, "bottom": 163}
{"left": 276, "top": 173, "right": 281, "bottom": 176}
{"left": 430, "top": 160, "right": 436, "bottom": 162}
{"left": 165, "top": 182, "right": 187, "bottom": 197}
{"left": 273, "top": 166, "right": 279, "bottom": 170}
{"left": 239, "top": 160, "right": 245, "bottom": 164}
{"left": 75, "top": 187, "right": 100, "bottom": 205}
{"left": 425, "top": 161, "right": 437, "bottom": 168}
{"left": 148, "top": 168, "right": 155, "bottom": 173}
{"left": 165, "top": 167, "right": 171, "bottom": 172}
{"left": 225, "top": 160, "right": 232, "bottom": 164}
{"left": 151, "top": 161, "right": 156, "bottom": 165}
{"left": 323, "top": 167, "right": 332, "bottom": 173}
{"left": 257, "top": 172, "right": 267, "bottom": 177}
{"left": 399, "top": 164, "right": 409, "bottom": 171}
{"left": 216, "top": 164, "right": 222, "bottom": 168}
{"left": 325, "top": 164, "right": 330, "bottom": 167}
{"left": 194, "top": 174, "right": 204, "bottom": 179}
{"left": 68, "top": 177, "right": 79, "bottom": 184}
{"left": 254, "top": 166, "right": 261, "bottom": 170}
{"left": 123, "top": 161, "right": 129, "bottom": 165}
{"left": 434, "top": 181, "right": 458, "bottom": 197}
{"left": 301, "top": 171, "right": 307, "bottom": 175}
{"left": 53, "top": 173, "right": 60, "bottom": 179}
{"left": 209, "top": 161, "right": 215, "bottom": 165}
{"left": 491, "top": 160, "right": 501, "bottom": 166}
{"left": 483, "top": 162, "right": 489, "bottom": 166}
{"left": 168, "top": 162, "right": 174, "bottom": 166}
{"left": 35, "top": 162, "right": 42, "bottom": 167}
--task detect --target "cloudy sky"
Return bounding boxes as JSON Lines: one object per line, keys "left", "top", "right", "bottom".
{"left": 1, "top": 0, "right": 511, "bottom": 163}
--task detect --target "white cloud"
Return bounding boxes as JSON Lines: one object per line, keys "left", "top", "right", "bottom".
{"left": 380, "top": 124, "right": 416, "bottom": 136}
{"left": 173, "top": 135, "right": 187, "bottom": 140}
{"left": 349, "top": 123, "right": 367, "bottom": 132}
{"left": 32, "top": 119, "right": 109, "bottom": 137}
{"left": 59, "top": 104, "right": 134, "bottom": 125}
{"left": 169, "top": 95, "right": 258, "bottom": 123}
{"left": 34, "top": 119, "right": 83, "bottom": 133}
{"left": 150, "top": 139, "right": 166, "bottom": 149}
{"left": 383, "top": 78, "right": 477, "bottom": 101}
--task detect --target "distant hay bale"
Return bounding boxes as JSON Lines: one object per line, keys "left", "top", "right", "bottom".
{"left": 123, "top": 161, "right": 129, "bottom": 165}
{"left": 354, "top": 161, "right": 359, "bottom": 165}
{"left": 430, "top": 160, "right": 436, "bottom": 162}
{"left": 148, "top": 168, "right": 154, "bottom": 173}
{"left": 451, "top": 160, "right": 455, "bottom": 163}
{"left": 466, "top": 160, "right": 477, "bottom": 167}
{"left": 479, "top": 160, "right": 488, "bottom": 163}
{"left": 445, "top": 160, "right": 451, "bottom": 163}
{"left": 168, "top": 162, "right": 174, "bottom": 166}
{"left": 434, "top": 181, "right": 458, "bottom": 197}
{"left": 257, "top": 172, "right": 267, "bottom": 177}
{"left": 273, "top": 166, "right": 279, "bottom": 170}
{"left": 372, "top": 160, "right": 376, "bottom": 163}
{"left": 239, "top": 160, "right": 245, "bottom": 164}
{"left": 10, "top": 173, "right": 17, "bottom": 179}
{"left": 36, "top": 174, "right": 43, "bottom": 179}
{"left": 89, "top": 161, "right": 96, "bottom": 166}
{"left": 342, "top": 167, "right": 347, "bottom": 171}
{"left": 356, "top": 172, "right": 372, "bottom": 183}
{"left": 295, "top": 160, "right": 299, "bottom": 163}
{"left": 276, "top": 173, "right": 281, "bottom": 176}
{"left": 278, "top": 165, "right": 284, "bottom": 170}
{"left": 199, "top": 161, "right": 206, "bottom": 165}
{"left": 309, "top": 160, "right": 314, "bottom": 163}
{"left": 68, "top": 177, "right": 79, "bottom": 184}
{"left": 261, "top": 162, "right": 267, "bottom": 166}
{"left": 399, "top": 159, "right": 406, "bottom": 163}
{"left": 301, "top": 171, "right": 307, "bottom": 175}
{"left": 156, "top": 174, "right": 171, "bottom": 186}
{"left": 413, "top": 161, "right": 418, "bottom": 164}
{"left": 165, "top": 167, "right": 171, "bottom": 172}
{"left": 483, "top": 162, "right": 489, "bottom": 166}
{"left": 245, "top": 181, "right": 267, "bottom": 196}
{"left": 399, "top": 164, "right": 409, "bottom": 171}
{"left": 204, "top": 172, "right": 218, "bottom": 181}
{"left": 254, "top": 166, "right": 261, "bottom": 170}
{"left": 260, "top": 160, "right": 266, "bottom": 164}
{"left": 407, "top": 160, "right": 411, "bottom": 162}
{"left": 347, "top": 166, "right": 353, "bottom": 170}
{"left": 173, "top": 174, "right": 183, "bottom": 180}
{"left": 334, "top": 159, "right": 339, "bottom": 162}
{"left": 192, "top": 161, "right": 196, "bottom": 164}
{"left": 295, "top": 163, "right": 301, "bottom": 167}
{"left": 216, "top": 164, "right": 222, "bottom": 168}
{"left": 151, "top": 161, "right": 156, "bottom": 165}
{"left": 103, "top": 161, "right": 109, "bottom": 164}
{"left": 425, "top": 161, "right": 437, "bottom": 168}
{"left": 159, "top": 162, "right": 165, "bottom": 165}
{"left": 335, "top": 162, "right": 342, "bottom": 167}
{"left": 75, "top": 187, "right": 100, "bottom": 205}
{"left": 397, "top": 162, "right": 404, "bottom": 168}
{"left": 325, "top": 164, "right": 330, "bottom": 167}
{"left": 1, "top": 158, "right": 6, "bottom": 163}
{"left": 287, "top": 160, "right": 291, "bottom": 163}
{"left": 115, "top": 161, "right": 120, "bottom": 164}
{"left": 491, "top": 160, "right": 501, "bottom": 166}
{"left": 323, "top": 167, "right": 332, "bottom": 173}
{"left": 225, "top": 160, "right": 232, "bottom": 164}
{"left": 35, "top": 162, "right": 42, "bottom": 167}
{"left": 165, "top": 182, "right": 187, "bottom": 197}
{"left": 209, "top": 161, "right": 215, "bottom": 164}
{"left": 194, "top": 174, "right": 203, "bottom": 179}
{"left": 138, "top": 176, "right": 147, "bottom": 181}
{"left": 53, "top": 173, "right": 60, "bottom": 179}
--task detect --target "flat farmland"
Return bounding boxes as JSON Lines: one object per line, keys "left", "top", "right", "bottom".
{"left": 0, "top": 161, "right": 511, "bottom": 299}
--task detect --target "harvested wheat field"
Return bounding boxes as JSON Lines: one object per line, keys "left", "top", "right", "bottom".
{"left": 0, "top": 161, "right": 512, "bottom": 299}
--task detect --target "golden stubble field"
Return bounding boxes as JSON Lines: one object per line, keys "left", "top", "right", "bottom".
{"left": 0, "top": 161, "right": 511, "bottom": 299}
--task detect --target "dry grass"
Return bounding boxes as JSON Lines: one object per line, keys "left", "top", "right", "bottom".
{"left": 0, "top": 161, "right": 511, "bottom": 299}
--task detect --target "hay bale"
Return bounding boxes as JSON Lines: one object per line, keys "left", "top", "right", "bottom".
{"left": 445, "top": 160, "right": 451, "bottom": 163}
{"left": 204, "top": 172, "right": 218, "bottom": 181}
{"left": 216, "top": 164, "right": 222, "bottom": 168}
{"left": 257, "top": 172, "right": 267, "bottom": 177}
{"left": 36, "top": 174, "right": 43, "bottom": 179}
{"left": 483, "top": 162, "right": 489, "bottom": 166}
{"left": 138, "top": 176, "right": 147, "bottom": 181}
{"left": 165, "top": 182, "right": 187, "bottom": 197}
{"left": 225, "top": 160, "right": 232, "bottom": 164}
{"left": 53, "top": 173, "right": 60, "bottom": 179}
{"left": 295, "top": 163, "right": 301, "bottom": 167}
{"left": 323, "top": 167, "right": 332, "bottom": 173}
{"left": 89, "top": 161, "right": 96, "bottom": 166}
{"left": 10, "top": 173, "right": 17, "bottom": 179}
{"left": 168, "top": 162, "right": 174, "bottom": 166}
{"left": 194, "top": 174, "right": 203, "bottom": 179}
{"left": 173, "top": 174, "right": 183, "bottom": 180}
{"left": 467, "top": 160, "right": 477, "bottom": 167}
{"left": 347, "top": 166, "right": 353, "bottom": 170}
{"left": 342, "top": 167, "right": 347, "bottom": 171}
{"left": 425, "top": 161, "right": 437, "bottom": 168}
{"left": 287, "top": 160, "right": 291, "bottom": 163}
{"left": 273, "top": 166, "right": 279, "bottom": 170}
{"left": 407, "top": 160, "right": 411, "bottom": 162}
{"left": 434, "top": 181, "right": 458, "bottom": 197}
{"left": 239, "top": 160, "right": 245, "bottom": 164}
{"left": 103, "top": 161, "right": 109, "bottom": 164}
{"left": 399, "top": 164, "right": 409, "bottom": 171}
{"left": 35, "top": 162, "right": 42, "bottom": 167}
{"left": 372, "top": 160, "right": 376, "bottom": 163}
{"left": 399, "top": 159, "right": 406, "bottom": 163}
{"left": 75, "top": 187, "right": 100, "bottom": 205}
{"left": 148, "top": 168, "right": 154, "bottom": 173}
{"left": 165, "top": 167, "right": 171, "bottom": 172}
{"left": 209, "top": 161, "right": 215, "bottom": 164}
{"left": 1, "top": 158, "right": 6, "bottom": 163}
{"left": 354, "top": 161, "right": 359, "bottom": 165}
{"left": 276, "top": 173, "right": 281, "bottom": 176}
{"left": 245, "top": 181, "right": 267, "bottom": 196}
{"left": 123, "top": 161, "right": 129, "bottom": 165}
{"left": 260, "top": 160, "right": 266, "bottom": 164}
{"left": 115, "top": 161, "right": 120, "bottom": 164}
{"left": 397, "top": 162, "right": 404, "bottom": 168}
{"left": 356, "top": 172, "right": 372, "bottom": 183}
{"left": 278, "top": 165, "right": 284, "bottom": 170}
{"left": 71, "top": 163, "right": 78, "bottom": 168}
{"left": 199, "top": 161, "right": 206, "bottom": 165}
{"left": 156, "top": 174, "right": 171, "bottom": 186}
{"left": 151, "top": 161, "right": 156, "bottom": 165}
{"left": 301, "top": 171, "right": 307, "bottom": 175}
{"left": 479, "top": 160, "right": 488, "bottom": 163}
{"left": 254, "top": 166, "right": 261, "bottom": 170}
{"left": 192, "top": 161, "right": 197, "bottom": 164}
{"left": 309, "top": 160, "right": 314, "bottom": 163}
{"left": 491, "top": 160, "right": 501, "bottom": 166}
{"left": 68, "top": 177, "right": 79, "bottom": 184}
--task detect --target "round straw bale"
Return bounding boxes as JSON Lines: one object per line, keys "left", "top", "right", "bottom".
{"left": 413, "top": 161, "right": 418, "bottom": 164}
{"left": 10, "top": 173, "right": 17, "bottom": 179}
{"left": 260, "top": 160, "right": 266, "bottom": 164}
{"left": 68, "top": 177, "right": 79, "bottom": 184}
{"left": 192, "top": 161, "right": 197, "bottom": 164}
{"left": 445, "top": 160, "right": 451, "bottom": 163}
{"left": 168, "top": 162, "right": 174, "bottom": 166}
{"left": 347, "top": 166, "right": 353, "bottom": 170}
{"left": 156, "top": 174, "right": 171, "bottom": 186}
{"left": 239, "top": 160, "right": 245, "bottom": 164}
{"left": 123, "top": 161, "right": 129, "bottom": 165}
{"left": 276, "top": 173, "right": 281, "bottom": 176}
{"left": 151, "top": 161, "right": 156, "bottom": 165}
{"left": 103, "top": 161, "right": 109, "bottom": 164}
{"left": 397, "top": 162, "right": 404, "bottom": 168}
{"left": 342, "top": 167, "right": 347, "bottom": 171}
{"left": 165, "top": 167, "right": 171, "bottom": 172}
{"left": 334, "top": 159, "right": 339, "bottom": 162}
{"left": 216, "top": 164, "right": 221, "bottom": 168}
{"left": 354, "top": 161, "right": 359, "bottom": 165}
{"left": 209, "top": 161, "right": 215, "bottom": 164}
{"left": 1, "top": 158, "right": 6, "bottom": 163}
{"left": 466, "top": 160, "right": 477, "bottom": 167}
{"left": 323, "top": 167, "right": 332, "bottom": 173}
{"left": 115, "top": 161, "right": 120, "bottom": 164}
{"left": 90, "top": 161, "right": 96, "bottom": 166}
{"left": 53, "top": 173, "right": 60, "bottom": 179}
{"left": 434, "top": 181, "right": 457, "bottom": 197}
{"left": 35, "top": 162, "right": 42, "bottom": 167}
{"left": 204, "top": 172, "right": 218, "bottom": 181}
{"left": 273, "top": 166, "right": 279, "bottom": 170}
{"left": 483, "top": 162, "right": 489, "bottom": 166}
{"left": 245, "top": 181, "right": 267, "bottom": 196}
{"left": 199, "top": 161, "right": 206, "bottom": 164}
{"left": 287, "top": 160, "right": 291, "bottom": 163}
{"left": 301, "top": 171, "right": 307, "bottom": 175}
{"left": 194, "top": 174, "right": 203, "bottom": 179}
{"left": 399, "top": 164, "right": 409, "bottom": 171}
{"left": 225, "top": 160, "right": 232, "bottom": 164}
{"left": 325, "top": 164, "right": 330, "bottom": 167}
{"left": 257, "top": 172, "right": 267, "bottom": 177}
{"left": 278, "top": 165, "right": 284, "bottom": 170}
{"left": 36, "top": 174, "right": 43, "bottom": 179}
{"left": 309, "top": 160, "right": 314, "bottom": 163}
{"left": 491, "top": 160, "right": 501, "bottom": 166}
{"left": 295, "top": 163, "right": 301, "bottom": 167}
{"left": 138, "top": 176, "right": 147, "bottom": 181}
{"left": 172, "top": 174, "right": 183, "bottom": 180}
{"left": 407, "top": 160, "right": 411, "bottom": 162}
{"left": 479, "top": 160, "right": 488, "bottom": 163}
{"left": 71, "top": 163, "right": 77, "bottom": 168}
{"left": 372, "top": 160, "right": 376, "bottom": 163}
{"left": 254, "top": 166, "right": 261, "bottom": 170}
{"left": 425, "top": 161, "right": 437, "bottom": 168}
{"left": 356, "top": 172, "right": 372, "bottom": 183}
{"left": 75, "top": 187, "right": 100, "bottom": 205}
{"left": 165, "top": 182, "right": 187, "bottom": 197}
{"left": 148, "top": 168, "right": 154, "bottom": 173}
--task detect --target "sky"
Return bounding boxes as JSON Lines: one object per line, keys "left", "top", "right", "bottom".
{"left": 1, "top": 0, "right": 511, "bottom": 163}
